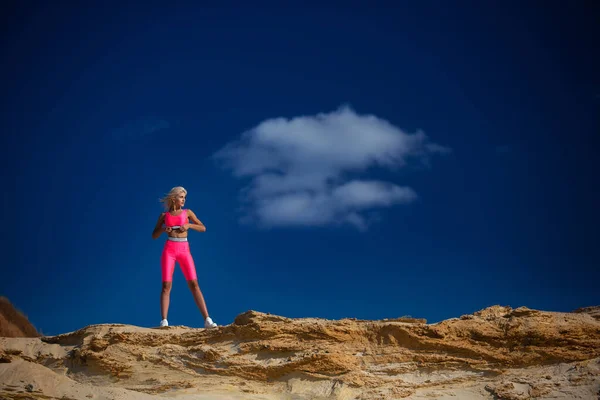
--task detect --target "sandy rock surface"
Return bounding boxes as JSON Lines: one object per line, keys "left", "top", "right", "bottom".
{"left": 1, "top": 305, "right": 599, "bottom": 399}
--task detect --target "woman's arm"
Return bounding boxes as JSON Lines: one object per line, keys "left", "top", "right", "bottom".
{"left": 152, "top": 213, "right": 166, "bottom": 239}
{"left": 184, "top": 209, "right": 206, "bottom": 233}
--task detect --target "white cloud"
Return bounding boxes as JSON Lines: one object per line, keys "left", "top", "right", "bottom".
{"left": 213, "top": 105, "right": 450, "bottom": 230}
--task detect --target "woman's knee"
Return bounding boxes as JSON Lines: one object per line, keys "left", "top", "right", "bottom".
{"left": 187, "top": 279, "right": 199, "bottom": 290}
{"left": 162, "top": 281, "right": 172, "bottom": 293}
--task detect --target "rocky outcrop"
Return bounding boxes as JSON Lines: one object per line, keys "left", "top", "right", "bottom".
{"left": 0, "top": 297, "right": 40, "bottom": 338}
{"left": 0, "top": 305, "right": 599, "bottom": 399}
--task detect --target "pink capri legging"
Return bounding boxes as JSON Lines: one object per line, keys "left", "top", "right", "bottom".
{"left": 161, "top": 240, "right": 197, "bottom": 282}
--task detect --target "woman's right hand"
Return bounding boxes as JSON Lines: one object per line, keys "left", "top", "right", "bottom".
{"left": 165, "top": 226, "right": 173, "bottom": 233}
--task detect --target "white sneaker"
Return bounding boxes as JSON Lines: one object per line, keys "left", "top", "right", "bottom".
{"left": 204, "top": 317, "right": 217, "bottom": 329}
{"left": 160, "top": 319, "right": 169, "bottom": 327}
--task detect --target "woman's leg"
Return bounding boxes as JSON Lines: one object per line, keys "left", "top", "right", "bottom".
{"left": 161, "top": 243, "right": 176, "bottom": 320}
{"left": 178, "top": 244, "right": 210, "bottom": 320}
{"left": 161, "top": 281, "right": 172, "bottom": 320}
{"left": 187, "top": 279, "right": 209, "bottom": 320}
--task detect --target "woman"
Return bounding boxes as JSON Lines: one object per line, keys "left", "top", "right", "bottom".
{"left": 152, "top": 186, "right": 217, "bottom": 329}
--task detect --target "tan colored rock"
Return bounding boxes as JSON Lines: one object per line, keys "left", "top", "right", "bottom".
{"left": 573, "top": 306, "right": 600, "bottom": 321}
{"left": 0, "top": 297, "right": 40, "bottom": 338}
{"left": 0, "top": 304, "right": 599, "bottom": 399}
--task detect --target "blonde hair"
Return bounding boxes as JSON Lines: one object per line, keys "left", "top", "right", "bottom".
{"left": 159, "top": 186, "right": 188, "bottom": 211}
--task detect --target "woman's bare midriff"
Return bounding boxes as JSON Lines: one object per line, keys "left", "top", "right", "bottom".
{"left": 167, "top": 230, "right": 188, "bottom": 239}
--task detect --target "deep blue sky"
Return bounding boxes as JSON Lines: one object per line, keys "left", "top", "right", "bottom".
{"left": 1, "top": 2, "right": 598, "bottom": 336}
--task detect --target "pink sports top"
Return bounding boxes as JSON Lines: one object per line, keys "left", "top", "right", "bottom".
{"left": 164, "top": 209, "right": 189, "bottom": 228}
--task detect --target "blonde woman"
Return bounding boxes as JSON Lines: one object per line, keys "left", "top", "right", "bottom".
{"left": 152, "top": 186, "right": 217, "bottom": 329}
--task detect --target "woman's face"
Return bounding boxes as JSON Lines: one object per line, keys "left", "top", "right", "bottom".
{"left": 173, "top": 192, "right": 186, "bottom": 208}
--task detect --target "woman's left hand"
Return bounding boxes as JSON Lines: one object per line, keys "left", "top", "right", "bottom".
{"left": 180, "top": 224, "right": 190, "bottom": 232}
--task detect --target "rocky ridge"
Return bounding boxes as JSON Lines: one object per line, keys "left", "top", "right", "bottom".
{"left": 1, "top": 305, "right": 599, "bottom": 399}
